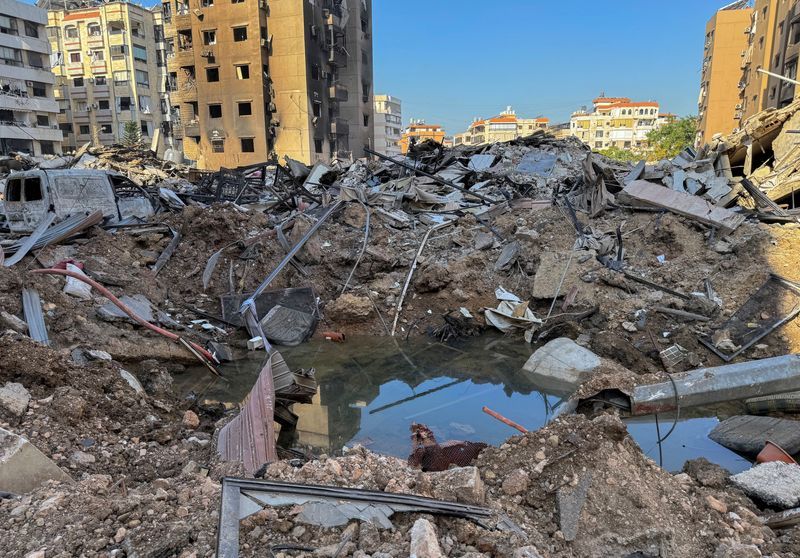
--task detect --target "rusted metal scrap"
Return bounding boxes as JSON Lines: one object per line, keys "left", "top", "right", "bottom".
{"left": 408, "top": 423, "right": 487, "bottom": 472}
{"left": 217, "top": 351, "right": 281, "bottom": 474}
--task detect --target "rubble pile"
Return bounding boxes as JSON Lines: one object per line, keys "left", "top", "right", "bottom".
{"left": 4, "top": 107, "right": 800, "bottom": 556}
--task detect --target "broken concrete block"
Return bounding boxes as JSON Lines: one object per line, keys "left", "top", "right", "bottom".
{"left": 0, "top": 311, "right": 27, "bottom": 333}
{"left": 474, "top": 232, "right": 494, "bottom": 250}
{"left": 713, "top": 542, "right": 762, "bottom": 558}
{"left": 0, "top": 427, "right": 72, "bottom": 493}
{"left": 710, "top": 415, "right": 800, "bottom": 457}
{"left": 556, "top": 473, "right": 592, "bottom": 542}
{"left": 0, "top": 382, "right": 30, "bottom": 417}
{"left": 502, "top": 468, "right": 530, "bottom": 496}
{"left": 494, "top": 241, "right": 520, "bottom": 272}
{"left": 522, "top": 338, "right": 601, "bottom": 395}
{"left": 326, "top": 294, "right": 373, "bottom": 323}
{"left": 428, "top": 466, "right": 485, "bottom": 505}
{"left": 409, "top": 518, "right": 443, "bottom": 558}
{"left": 513, "top": 547, "right": 545, "bottom": 558}
{"left": 731, "top": 462, "right": 800, "bottom": 509}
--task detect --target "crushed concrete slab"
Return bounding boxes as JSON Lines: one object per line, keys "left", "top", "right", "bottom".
{"left": 731, "top": 462, "right": 800, "bottom": 509}
{"left": 556, "top": 472, "right": 592, "bottom": 542}
{"left": 409, "top": 518, "right": 443, "bottom": 558}
{"left": 0, "top": 427, "right": 72, "bottom": 494}
{"left": 0, "top": 382, "right": 30, "bottom": 417}
{"left": 97, "top": 294, "right": 155, "bottom": 323}
{"left": 522, "top": 337, "right": 601, "bottom": 395}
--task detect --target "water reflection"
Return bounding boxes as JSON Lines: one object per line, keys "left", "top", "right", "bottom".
{"left": 175, "top": 335, "right": 752, "bottom": 473}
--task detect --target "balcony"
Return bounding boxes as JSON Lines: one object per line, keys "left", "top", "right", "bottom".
{"left": 183, "top": 120, "right": 200, "bottom": 137}
{"left": 87, "top": 34, "right": 104, "bottom": 48}
{"left": 71, "top": 86, "right": 87, "bottom": 98}
{"left": 0, "top": 123, "right": 62, "bottom": 142}
{"left": 174, "top": 13, "right": 191, "bottom": 29}
{"left": 72, "top": 110, "right": 90, "bottom": 121}
{"left": 328, "top": 46, "right": 347, "bottom": 67}
{"left": 91, "top": 61, "right": 107, "bottom": 73}
{"left": 93, "top": 84, "right": 109, "bottom": 95}
{"left": 330, "top": 118, "right": 348, "bottom": 136}
{"left": 175, "top": 48, "right": 194, "bottom": 66}
{"left": 95, "top": 109, "right": 112, "bottom": 118}
{"left": 65, "top": 39, "right": 81, "bottom": 51}
{"left": 328, "top": 84, "right": 348, "bottom": 101}
{"left": 66, "top": 63, "right": 83, "bottom": 75}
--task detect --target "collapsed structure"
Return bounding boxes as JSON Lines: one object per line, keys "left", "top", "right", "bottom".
{"left": 2, "top": 99, "right": 800, "bottom": 556}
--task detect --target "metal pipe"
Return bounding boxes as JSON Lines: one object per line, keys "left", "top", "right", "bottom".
{"left": 757, "top": 67, "right": 800, "bottom": 86}
{"left": 482, "top": 406, "right": 528, "bottom": 434}
{"left": 364, "top": 147, "right": 495, "bottom": 205}
{"left": 630, "top": 354, "right": 800, "bottom": 415}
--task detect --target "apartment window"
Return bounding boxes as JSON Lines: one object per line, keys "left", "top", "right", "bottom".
{"left": 786, "top": 59, "right": 798, "bottom": 80}
{"left": 780, "top": 21, "right": 785, "bottom": 35}
{"left": 203, "top": 30, "right": 216, "bottom": 45}
{"left": 119, "top": 96, "right": 132, "bottom": 111}
{"left": 36, "top": 114, "right": 49, "bottom": 126}
{"left": 95, "top": 75, "right": 107, "bottom": 85}
{"left": 111, "top": 45, "right": 127, "bottom": 59}
{"left": 233, "top": 26, "right": 247, "bottom": 41}
{"left": 135, "top": 70, "right": 150, "bottom": 87}
{"left": 59, "top": 123, "right": 73, "bottom": 133}
{"left": 770, "top": 86, "right": 777, "bottom": 99}
{"left": 311, "top": 64, "right": 320, "bottom": 80}
{"left": 759, "top": 36, "right": 764, "bottom": 49}
{"left": 73, "top": 77, "right": 84, "bottom": 87}
{"left": 235, "top": 64, "right": 249, "bottom": 79}
{"left": 153, "top": 24, "right": 164, "bottom": 42}
{"left": 65, "top": 25, "right": 78, "bottom": 39}
{"left": 202, "top": 0, "right": 214, "bottom": 6}
{"left": 206, "top": 67, "right": 219, "bottom": 82}
{"left": 27, "top": 52, "right": 43, "bottom": 68}
{"left": 594, "top": 142, "right": 602, "bottom": 148}
{"left": 595, "top": 130, "right": 603, "bottom": 138}
{"left": 100, "top": 123, "right": 113, "bottom": 134}
{"left": 141, "top": 120, "right": 150, "bottom": 135}
{"left": 312, "top": 103, "right": 321, "bottom": 118}
{"left": 31, "top": 82, "right": 46, "bottom": 97}
{"left": 775, "top": 54, "right": 781, "bottom": 67}
{"left": 79, "top": 125, "right": 90, "bottom": 135}
{"left": 1, "top": 46, "right": 24, "bottom": 66}
{"left": 24, "top": 21, "right": 39, "bottom": 38}
{"left": 109, "top": 23, "right": 125, "bottom": 35}
{"left": 98, "top": 99, "right": 110, "bottom": 110}
{"left": 624, "top": 141, "right": 631, "bottom": 148}
{"left": 363, "top": 114, "right": 369, "bottom": 127}
{"left": 162, "top": 2, "right": 172, "bottom": 23}
{"left": 232, "top": 0, "right": 244, "bottom": 3}
{"left": 240, "top": 137, "right": 254, "bottom": 152}
{"left": 69, "top": 52, "right": 81, "bottom": 63}
{"left": 133, "top": 45, "right": 148, "bottom": 62}
{"left": 139, "top": 95, "right": 151, "bottom": 112}
{"left": 209, "top": 103, "right": 222, "bottom": 118}
{"left": 211, "top": 139, "right": 224, "bottom": 152}
{"left": 237, "top": 101, "right": 251, "bottom": 116}
{"left": 88, "top": 23, "right": 101, "bottom": 37}
{"left": 314, "top": 139, "right": 323, "bottom": 153}
{"left": 91, "top": 50, "right": 104, "bottom": 61}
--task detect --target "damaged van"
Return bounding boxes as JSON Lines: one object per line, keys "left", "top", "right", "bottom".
{"left": 3, "top": 169, "right": 156, "bottom": 233}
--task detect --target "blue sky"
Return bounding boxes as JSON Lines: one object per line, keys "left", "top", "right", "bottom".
{"left": 373, "top": 0, "right": 724, "bottom": 133}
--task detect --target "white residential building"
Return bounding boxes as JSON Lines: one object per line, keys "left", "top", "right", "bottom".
{"left": 0, "top": 0, "right": 62, "bottom": 155}
{"left": 373, "top": 94, "right": 402, "bottom": 157}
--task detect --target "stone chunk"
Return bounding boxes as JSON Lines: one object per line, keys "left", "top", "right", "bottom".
{"left": 513, "top": 547, "right": 544, "bottom": 558}
{"left": 182, "top": 410, "right": 200, "bottom": 429}
{"left": 522, "top": 337, "right": 601, "bottom": 395}
{"left": 556, "top": 473, "right": 592, "bottom": 542}
{"left": 0, "top": 427, "right": 73, "bottom": 493}
{"left": 713, "top": 542, "right": 762, "bottom": 558}
{"left": 428, "top": 466, "right": 485, "bottom": 505}
{"left": 502, "top": 468, "right": 529, "bottom": 496}
{"left": 326, "top": 294, "right": 373, "bottom": 323}
{"left": 0, "top": 382, "right": 30, "bottom": 417}
{"left": 409, "top": 518, "right": 442, "bottom": 558}
{"left": 731, "top": 462, "right": 800, "bottom": 509}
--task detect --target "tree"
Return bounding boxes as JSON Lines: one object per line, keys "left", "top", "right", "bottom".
{"left": 122, "top": 120, "right": 142, "bottom": 147}
{"left": 647, "top": 116, "right": 698, "bottom": 160}
{"left": 597, "top": 146, "right": 641, "bottom": 163}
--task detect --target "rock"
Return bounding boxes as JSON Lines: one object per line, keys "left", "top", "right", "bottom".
{"left": 0, "top": 427, "right": 73, "bottom": 493}
{"left": 86, "top": 349, "right": 112, "bottom": 361}
{"left": 547, "top": 435, "right": 559, "bottom": 448}
{"left": 0, "top": 382, "right": 30, "bottom": 417}
{"left": 522, "top": 338, "right": 602, "bottom": 395}
{"left": 119, "top": 370, "right": 144, "bottom": 394}
{"left": 24, "top": 551, "right": 46, "bottom": 558}
{"left": 474, "top": 232, "right": 494, "bottom": 250}
{"left": 428, "top": 466, "right": 485, "bottom": 505}
{"left": 70, "top": 450, "right": 96, "bottom": 465}
{"left": 0, "top": 310, "right": 27, "bottom": 333}
{"left": 731, "top": 462, "right": 800, "bottom": 509}
{"left": 556, "top": 473, "right": 592, "bottom": 542}
{"left": 326, "top": 294, "right": 373, "bottom": 323}
{"left": 409, "top": 518, "right": 443, "bottom": 558}
{"left": 502, "top": 468, "right": 529, "bottom": 496}
{"left": 513, "top": 547, "right": 544, "bottom": 558}
{"left": 706, "top": 495, "right": 728, "bottom": 514}
{"left": 683, "top": 458, "right": 730, "bottom": 488}
{"left": 182, "top": 410, "right": 200, "bottom": 429}
{"left": 114, "top": 527, "right": 127, "bottom": 543}
{"left": 713, "top": 542, "right": 762, "bottom": 558}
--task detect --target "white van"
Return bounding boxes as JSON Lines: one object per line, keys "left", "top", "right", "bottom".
{"left": 3, "top": 169, "right": 156, "bottom": 233}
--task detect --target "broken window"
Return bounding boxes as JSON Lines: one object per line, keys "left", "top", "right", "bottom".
{"left": 209, "top": 103, "right": 222, "bottom": 118}
{"left": 233, "top": 26, "right": 247, "bottom": 41}
{"left": 6, "top": 178, "right": 20, "bottom": 201}
{"left": 312, "top": 103, "right": 321, "bottom": 118}
{"left": 206, "top": 67, "right": 219, "bottom": 82}
{"left": 237, "top": 101, "right": 252, "bottom": 116}
{"left": 24, "top": 177, "right": 42, "bottom": 201}
{"left": 235, "top": 64, "right": 249, "bottom": 79}
{"left": 59, "top": 123, "right": 73, "bottom": 133}
{"left": 240, "top": 137, "right": 254, "bottom": 152}
{"left": 65, "top": 25, "right": 78, "bottom": 39}
{"left": 311, "top": 64, "right": 320, "bottom": 80}
{"left": 100, "top": 123, "right": 112, "bottom": 134}
{"left": 211, "top": 138, "right": 224, "bottom": 152}
{"left": 73, "top": 77, "right": 84, "bottom": 87}
{"left": 178, "top": 29, "right": 192, "bottom": 50}
{"left": 203, "top": 30, "right": 216, "bottom": 45}
{"left": 363, "top": 113, "right": 369, "bottom": 127}
{"left": 119, "top": 96, "right": 132, "bottom": 111}
{"left": 141, "top": 120, "right": 150, "bottom": 135}
{"left": 79, "top": 125, "right": 90, "bottom": 135}
{"left": 314, "top": 138, "right": 323, "bottom": 153}
{"left": 36, "top": 114, "right": 49, "bottom": 126}
{"left": 24, "top": 21, "right": 39, "bottom": 38}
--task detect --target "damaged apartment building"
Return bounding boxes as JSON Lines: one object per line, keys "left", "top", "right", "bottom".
{"left": 45, "top": 1, "right": 168, "bottom": 154}
{"left": 162, "top": 0, "right": 374, "bottom": 168}
{"left": 701, "top": 0, "right": 800, "bottom": 141}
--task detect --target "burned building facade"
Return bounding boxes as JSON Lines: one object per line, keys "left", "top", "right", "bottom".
{"left": 162, "top": 0, "right": 374, "bottom": 169}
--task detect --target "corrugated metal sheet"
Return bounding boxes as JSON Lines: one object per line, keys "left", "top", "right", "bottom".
{"left": 217, "top": 351, "right": 279, "bottom": 473}
{"left": 22, "top": 288, "right": 50, "bottom": 346}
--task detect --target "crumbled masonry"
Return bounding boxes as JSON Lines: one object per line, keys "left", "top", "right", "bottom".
{"left": 2, "top": 106, "right": 800, "bottom": 557}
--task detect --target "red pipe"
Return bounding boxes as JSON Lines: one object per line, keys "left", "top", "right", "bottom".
{"left": 482, "top": 406, "right": 528, "bottom": 434}
{"left": 30, "top": 268, "right": 217, "bottom": 363}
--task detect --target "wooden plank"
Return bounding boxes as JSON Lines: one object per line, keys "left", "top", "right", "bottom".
{"left": 622, "top": 180, "right": 746, "bottom": 233}
{"left": 709, "top": 415, "right": 800, "bottom": 456}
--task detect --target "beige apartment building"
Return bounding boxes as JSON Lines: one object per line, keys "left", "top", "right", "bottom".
{"left": 453, "top": 107, "right": 548, "bottom": 147}
{"left": 46, "top": 1, "right": 166, "bottom": 154}
{"left": 569, "top": 97, "right": 665, "bottom": 151}
{"left": 399, "top": 120, "right": 444, "bottom": 154}
{"left": 162, "top": 0, "right": 373, "bottom": 169}
{"left": 373, "top": 94, "right": 401, "bottom": 157}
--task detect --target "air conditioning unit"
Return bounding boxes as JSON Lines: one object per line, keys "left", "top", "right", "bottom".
{"left": 311, "top": 25, "right": 318, "bottom": 38}
{"left": 91, "top": 103, "right": 98, "bottom": 109}
{"left": 735, "top": 103, "right": 743, "bottom": 110}
{"left": 25, "top": 81, "right": 33, "bottom": 86}
{"left": 86, "top": 106, "right": 92, "bottom": 112}
{"left": 260, "top": 38, "right": 267, "bottom": 47}
{"left": 193, "top": 8, "right": 203, "bottom": 17}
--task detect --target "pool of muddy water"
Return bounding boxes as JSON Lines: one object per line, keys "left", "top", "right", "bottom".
{"left": 175, "top": 334, "right": 752, "bottom": 474}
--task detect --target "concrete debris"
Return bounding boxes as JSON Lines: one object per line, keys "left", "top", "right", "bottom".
{"left": 0, "top": 427, "right": 72, "bottom": 494}
{"left": 522, "top": 337, "right": 602, "bottom": 395}
{"left": 409, "top": 518, "right": 443, "bottom": 558}
{"left": 731, "top": 462, "right": 800, "bottom": 509}
{"left": 0, "top": 382, "right": 31, "bottom": 418}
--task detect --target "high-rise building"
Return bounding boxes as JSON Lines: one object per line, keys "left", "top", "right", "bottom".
{"left": 162, "top": 0, "right": 374, "bottom": 169}
{"left": 373, "top": 94, "right": 401, "bottom": 156}
{"left": 0, "top": 0, "right": 62, "bottom": 156}
{"left": 46, "top": 1, "right": 167, "bottom": 154}
{"left": 453, "top": 107, "right": 548, "bottom": 147}
{"left": 569, "top": 97, "right": 665, "bottom": 151}
{"left": 697, "top": 2, "right": 752, "bottom": 143}
{"left": 399, "top": 120, "right": 444, "bottom": 154}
